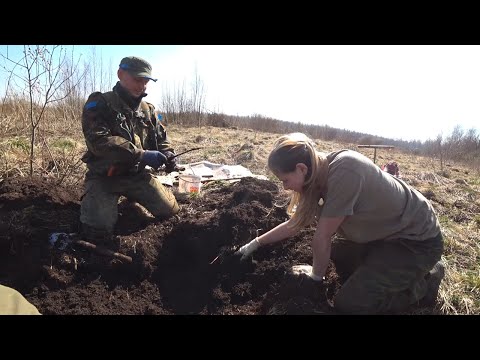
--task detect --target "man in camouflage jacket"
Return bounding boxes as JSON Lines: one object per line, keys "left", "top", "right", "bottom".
{"left": 80, "top": 56, "right": 179, "bottom": 247}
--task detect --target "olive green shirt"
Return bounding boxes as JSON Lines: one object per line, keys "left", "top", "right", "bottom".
{"left": 319, "top": 150, "right": 440, "bottom": 243}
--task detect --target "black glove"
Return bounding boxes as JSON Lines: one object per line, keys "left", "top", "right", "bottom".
{"left": 162, "top": 151, "right": 184, "bottom": 173}
{"left": 162, "top": 151, "right": 177, "bottom": 164}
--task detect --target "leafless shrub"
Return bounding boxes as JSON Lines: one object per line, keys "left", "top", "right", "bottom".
{"left": 0, "top": 45, "right": 85, "bottom": 176}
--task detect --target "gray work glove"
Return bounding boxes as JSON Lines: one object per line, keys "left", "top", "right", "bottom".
{"left": 291, "top": 265, "right": 324, "bottom": 282}
{"left": 235, "top": 238, "right": 260, "bottom": 260}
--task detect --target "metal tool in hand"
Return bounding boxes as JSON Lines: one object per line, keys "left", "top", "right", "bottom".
{"left": 134, "top": 147, "right": 203, "bottom": 175}
{"left": 164, "top": 147, "right": 203, "bottom": 173}
{"left": 170, "top": 147, "right": 202, "bottom": 159}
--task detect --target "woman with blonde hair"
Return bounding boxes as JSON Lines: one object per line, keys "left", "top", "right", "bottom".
{"left": 236, "top": 132, "right": 444, "bottom": 314}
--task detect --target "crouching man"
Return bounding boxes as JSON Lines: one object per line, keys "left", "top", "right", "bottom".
{"left": 79, "top": 56, "right": 180, "bottom": 248}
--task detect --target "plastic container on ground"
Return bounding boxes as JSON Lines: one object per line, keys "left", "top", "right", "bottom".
{"left": 178, "top": 174, "right": 202, "bottom": 194}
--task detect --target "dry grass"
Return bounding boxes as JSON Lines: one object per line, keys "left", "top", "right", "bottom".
{"left": 1, "top": 122, "right": 479, "bottom": 314}
{"left": 168, "top": 125, "right": 480, "bottom": 315}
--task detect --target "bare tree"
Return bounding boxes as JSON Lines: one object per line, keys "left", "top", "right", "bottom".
{"left": 434, "top": 133, "right": 445, "bottom": 172}
{"left": 176, "top": 80, "right": 188, "bottom": 124}
{"left": 161, "top": 86, "right": 175, "bottom": 124}
{"left": 463, "top": 128, "right": 479, "bottom": 156}
{"left": 86, "top": 46, "right": 113, "bottom": 94}
{"left": 445, "top": 125, "right": 463, "bottom": 161}
{"left": 0, "top": 45, "right": 83, "bottom": 176}
{"left": 190, "top": 65, "right": 206, "bottom": 127}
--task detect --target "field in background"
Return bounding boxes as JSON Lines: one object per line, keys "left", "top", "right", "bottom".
{"left": 1, "top": 46, "right": 478, "bottom": 314}
{"left": 2, "top": 123, "right": 478, "bottom": 314}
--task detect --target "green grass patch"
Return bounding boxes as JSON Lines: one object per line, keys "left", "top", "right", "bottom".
{"left": 52, "top": 138, "right": 76, "bottom": 150}
{"left": 475, "top": 215, "right": 480, "bottom": 228}
{"left": 438, "top": 214, "right": 451, "bottom": 225}
{"left": 461, "top": 270, "right": 480, "bottom": 292}
{"left": 202, "top": 180, "right": 231, "bottom": 189}
{"left": 456, "top": 183, "right": 478, "bottom": 195}
{"left": 448, "top": 294, "right": 463, "bottom": 309}
{"left": 468, "top": 177, "right": 480, "bottom": 186}
{"left": 9, "top": 137, "right": 30, "bottom": 152}
{"left": 204, "top": 148, "right": 223, "bottom": 157}
{"left": 443, "top": 237, "right": 458, "bottom": 255}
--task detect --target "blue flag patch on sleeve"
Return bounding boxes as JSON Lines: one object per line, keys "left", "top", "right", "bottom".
{"left": 85, "top": 101, "right": 98, "bottom": 110}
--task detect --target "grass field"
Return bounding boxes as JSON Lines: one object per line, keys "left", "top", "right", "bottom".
{"left": 1, "top": 123, "right": 479, "bottom": 314}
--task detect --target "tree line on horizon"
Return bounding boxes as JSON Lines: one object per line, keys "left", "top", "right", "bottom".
{"left": 1, "top": 45, "right": 479, "bottom": 175}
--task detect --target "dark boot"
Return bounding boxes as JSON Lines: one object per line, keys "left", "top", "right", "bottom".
{"left": 420, "top": 260, "right": 445, "bottom": 306}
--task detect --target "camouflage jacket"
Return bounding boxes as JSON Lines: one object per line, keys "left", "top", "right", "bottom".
{"left": 81, "top": 82, "right": 174, "bottom": 178}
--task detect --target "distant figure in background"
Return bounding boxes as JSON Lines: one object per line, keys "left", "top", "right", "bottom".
{"left": 79, "top": 56, "right": 181, "bottom": 249}
{"left": 382, "top": 161, "right": 400, "bottom": 177}
{"left": 235, "top": 133, "right": 445, "bottom": 314}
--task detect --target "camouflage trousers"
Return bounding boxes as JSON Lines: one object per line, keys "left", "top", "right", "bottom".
{"left": 331, "top": 232, "right": 444, "bottom": 314}
{"left": 80, "top": 172, "right": 179, "bottom": 241}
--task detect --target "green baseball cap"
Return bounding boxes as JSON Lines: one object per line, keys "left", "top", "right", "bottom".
{"left": 119, "top": 56, "right": 158, "bottom": 82}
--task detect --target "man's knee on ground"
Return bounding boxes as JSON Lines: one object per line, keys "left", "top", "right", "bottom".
{"left": 152, "top": 201, "right": 180, "bottom": 219}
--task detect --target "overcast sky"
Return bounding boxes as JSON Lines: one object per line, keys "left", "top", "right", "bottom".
{"left": 1, "top": 45, "right": 479, "bottom": 142}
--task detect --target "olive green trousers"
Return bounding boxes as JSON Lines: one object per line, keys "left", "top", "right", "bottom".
{"left": 80, "top": 172, "right": 179, "bottom": 239}
{"left": 331, "top": 232, "right": 444, "bottom": 314}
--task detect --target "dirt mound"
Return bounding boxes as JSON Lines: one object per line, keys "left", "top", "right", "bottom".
{"left": 0, "top": 176, "right": 344, "bottom": 314}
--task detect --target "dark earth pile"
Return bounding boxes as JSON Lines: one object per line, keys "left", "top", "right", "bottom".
{"left": 0, "top": 176, "right": 342, "bottom": 315}
{"left": 0, "top": 176, "right": 436, "bottom": 315}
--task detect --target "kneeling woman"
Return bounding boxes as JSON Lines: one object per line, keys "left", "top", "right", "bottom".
{"left": 236, "top": 133, "right": 444, "bottom": 314}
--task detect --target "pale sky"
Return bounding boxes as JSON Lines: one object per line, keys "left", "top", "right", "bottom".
{"left": 1, "top": 45, "right": 479, "bottom": 142}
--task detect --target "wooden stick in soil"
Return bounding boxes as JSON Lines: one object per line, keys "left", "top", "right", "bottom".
{"left": 73, "top": 240, "right": 132, "bottom": 263}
